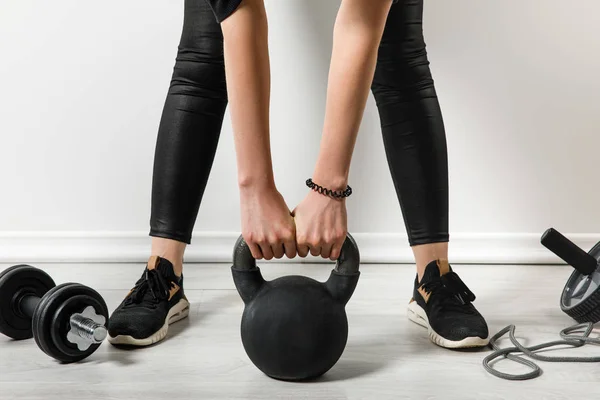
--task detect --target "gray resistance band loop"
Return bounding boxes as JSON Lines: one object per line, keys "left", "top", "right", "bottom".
{"left": 483, "top": 323, "right": 600, "bottom": 380}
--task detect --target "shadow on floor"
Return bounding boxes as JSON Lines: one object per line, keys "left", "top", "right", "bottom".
{"left": 317, "top": 332, "right": 410, "bottom": 382}
{"left": 103, "top": 291, "right": 240, "bottom": 364}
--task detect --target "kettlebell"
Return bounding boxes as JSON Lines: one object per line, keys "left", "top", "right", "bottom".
{"left": 231, "top": 233, "right": 361, "bottom": 381}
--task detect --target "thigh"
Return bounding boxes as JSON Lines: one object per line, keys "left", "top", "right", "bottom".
{"left": 380, "top": 0, "right": 426, "bottom": 52}
{"left": 375, "top": 0, "right": 432, "bottom": 90}
{"left": 169, "top": 0, "right": 228, "bottom": 97}
{"left": 181, "top": 0, "right": 224, "bottom": 47}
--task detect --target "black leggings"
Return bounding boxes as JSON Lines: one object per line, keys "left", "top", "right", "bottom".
{"left": 149, "top": 0, "right": 449, "bottom": 246}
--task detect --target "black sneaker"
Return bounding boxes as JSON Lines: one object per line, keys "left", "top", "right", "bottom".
{"left": 407, "top": 260, "right": 489, "bottom": 348}
{"left": 108, "top": 256, "right": 190, "bottom": 346}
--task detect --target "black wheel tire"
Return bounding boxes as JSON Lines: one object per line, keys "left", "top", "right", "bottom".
{"left": 0, "top": 265, "right": 55, "bottom": 340}
{"left": 561, "top": 241, "right": 600, "bottom": 323}
{"left": 32, "top": 283, "right": 109, "bottom": 363}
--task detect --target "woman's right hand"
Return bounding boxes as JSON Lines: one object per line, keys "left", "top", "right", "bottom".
{"left": 240, "top": 185, "right": 297, "bottom": 260}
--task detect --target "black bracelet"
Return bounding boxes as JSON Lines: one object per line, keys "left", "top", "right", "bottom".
{"left": 306, "top": 178, "right": 352, "bottom": 199}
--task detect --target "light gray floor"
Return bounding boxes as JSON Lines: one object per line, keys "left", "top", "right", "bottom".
{"left": 1, "top": 262, "right": 599, "bottom": 400}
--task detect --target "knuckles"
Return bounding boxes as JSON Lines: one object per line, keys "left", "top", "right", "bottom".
{"left": 280, "top": 229, "right": 295, "bottom": 242}
{"left": 296, "top": 235, "right": 308, "bottom": 246}
{"left": 242, "top": 232, "right": 263, "bottom": 245}
{"left": 244, "top": 225, "right": 346, "bottom": 258}
{"left": 308, "top": 237, "right": 321, "bottom": 248}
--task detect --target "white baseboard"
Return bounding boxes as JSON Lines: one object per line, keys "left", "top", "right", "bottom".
{"left": 0, "top": 231, "right": 598, "bottom": 264}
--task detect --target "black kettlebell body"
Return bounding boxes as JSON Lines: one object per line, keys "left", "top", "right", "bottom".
{"left": 231, "top": 234, "right": 360, "bottom": 381}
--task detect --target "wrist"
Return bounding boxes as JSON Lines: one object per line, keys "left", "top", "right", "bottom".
{"left": 238, "top": 173, "right": 275, "bottom": 192}
{"left": 306, "top": 177, "right": 352, "bottom": 200}
{"left": 310, "top": 173, "right": 348, "bottom": 192}
{"left": 312, "top": 157, "right": 350, "bottom": 191}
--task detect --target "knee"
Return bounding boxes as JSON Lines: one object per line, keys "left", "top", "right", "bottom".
{"left": 169, "top": 46, "right": 228, "bottom": 100}
{"left": 371, "top": 39, "right": 435, "bottom": 98}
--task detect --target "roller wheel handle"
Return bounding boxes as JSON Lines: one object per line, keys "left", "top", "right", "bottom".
{"left": 541, "top": 228, "right": 597, "bottom": 275}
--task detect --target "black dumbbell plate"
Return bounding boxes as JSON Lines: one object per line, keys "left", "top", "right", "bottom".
{"left": 32, "top": 282, "right": 109, "bottom": 363}
{"left": 561, "top": 241, "right": 600, "bottom": 322}
{"left": 0, "top": 265, "right": 56, "bottom": 340}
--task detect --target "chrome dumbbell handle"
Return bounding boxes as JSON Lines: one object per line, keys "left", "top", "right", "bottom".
{"left": 66, "top": 306, "right": 107, "bottom": 351}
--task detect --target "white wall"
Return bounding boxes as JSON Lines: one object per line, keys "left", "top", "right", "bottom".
{"left": 1, "top": 0, "right": 599, "bottom": 263}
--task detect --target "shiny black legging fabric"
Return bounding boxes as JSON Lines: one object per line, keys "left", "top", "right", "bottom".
{"left": 149, "top": 0, "right": 449, "bottom": 246}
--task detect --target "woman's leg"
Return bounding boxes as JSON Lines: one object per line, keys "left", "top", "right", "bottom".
{"left": 371, "top": 0, "right": 489, "bottom": 348}
{"left": 107, "top": 0, "right": 228, "bottom": 346}
{"left": 151, "top": 0, "right": 294, "bottom": 269}
{"left": 149, "top": 0, "right": 229, "bottom": 275}
{"left": 370, "top": 0, "right": 449, "bottom": 281}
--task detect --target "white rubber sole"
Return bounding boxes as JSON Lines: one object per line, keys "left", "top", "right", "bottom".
{"left": 108, "top": 298, "right": 190, "bottom": 346}
{"left": 407, "top": 300, "right": 489, "bottom": 349}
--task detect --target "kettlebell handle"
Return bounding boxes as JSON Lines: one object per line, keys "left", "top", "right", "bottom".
{"left": 232, "top": 233, "right": 360, "bottom": 275}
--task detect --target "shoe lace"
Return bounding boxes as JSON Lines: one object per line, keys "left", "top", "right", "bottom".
{"left": 421, "top": 272, "right": 476, "bottom": 311}
{"left": 125, "top": 269, "right": 171, "bottom": 306}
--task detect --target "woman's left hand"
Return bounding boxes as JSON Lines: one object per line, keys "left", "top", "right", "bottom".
{"left": 292, "top": 190, "right": 347, "bottom": 261}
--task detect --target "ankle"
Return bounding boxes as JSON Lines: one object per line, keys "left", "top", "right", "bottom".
{"left": 147, "top": 254, "right": 183, "bottom": 277}
{"left": 417, "top": 263, "right": 431, "bottom": 282}
{"left": 414, "top": 255, "right": 437, "bottom": 281}
{"left": 150, "top": 237, "right": 186, "bottom": 277}
{"left": 412, "top": 242, "right": 449, "bottom": 280}
{"left": 163, "top": 258, "right": 183, "bottom": 277}
{"left": 416, "top": 259, "right": 451, "bottom": 283}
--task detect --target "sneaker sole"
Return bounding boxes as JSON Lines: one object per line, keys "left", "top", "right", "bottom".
{"left": 108, "top": 298, "right": 190, "bottom": 347}
{"left": 407, "top": 300, "right": 489, "bottom": 349}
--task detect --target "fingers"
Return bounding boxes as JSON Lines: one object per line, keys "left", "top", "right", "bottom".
{"left": 309, "top": 244, "right": 321, "bottom": 257}
{"left": 245, "top": 229, "right": 297, "bottom": 260}
{"left": 297, "top": 235, "right": 336, "bottom": 259}
{"left": 271, "top": 241, "right": 285, "bottom": 259}
{"left": 320, "top": 242, "right": 332, "bottom": 259}
{"left": 258, "top": 241, "right": 274, "bottom": 260}
{"left": 280, "top": 225, "right": 297, "bottom": 259}
{"left": 328, "top": 230, "right": 347, "bottom": 261}
{"left": 297, "top": 244, "right": 309, "bottom": 258}
{"left": 283, "top": 238, "right": 297, "bottom": 259}
{"left": 247, "top": 242, "right": 264, "bottom": 260}
{"left": 329, "top": 238, "right": 344, "bottom": 261}
{"left": 329, "top": 242, "right": 342, "bottom": 261}
{"left": 257, "top": 234, "right": 344, "bottom": 260}
{"left": 245, "top": 225, "right": 345, "bottom": 261}
{"left": 296, "top": 233, "right": 310, "bottom": 258}
{"left": 272, "top": 226, "right": 295, "bottom": 259}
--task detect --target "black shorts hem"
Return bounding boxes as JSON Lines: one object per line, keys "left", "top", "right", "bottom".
{"left": 206, "top": 0, "right": 244, "bottom": 23}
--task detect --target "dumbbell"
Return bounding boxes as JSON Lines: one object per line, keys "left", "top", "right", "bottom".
{"left": 0, "top": 264, "right": 109, "bottom": 363}
{"left": 541, "top": 228, "right": 600, "bottom": 323}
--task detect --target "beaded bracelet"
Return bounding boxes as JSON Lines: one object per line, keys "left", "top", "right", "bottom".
{"left": 306, "top": 178, "right": 352, "bottom": 199}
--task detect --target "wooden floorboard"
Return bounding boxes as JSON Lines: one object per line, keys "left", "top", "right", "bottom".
{"left": 0, "top": 263, "right": 597, "bottom": 399}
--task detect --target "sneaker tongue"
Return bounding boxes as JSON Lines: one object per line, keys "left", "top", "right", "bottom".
{"left": 147, "top": 256, "right": 179, "bottom": 283}
{"left": 420, "top": 259, "right": 451, "bottom": 285}
{"left": 147, "top": 256, "right": 160, "bottom": 271}
{"left": 420, "top": 260, "right": 441, "bottom": 284}
{"left": 436, "top": 259, "right": 451, "bottom": 276}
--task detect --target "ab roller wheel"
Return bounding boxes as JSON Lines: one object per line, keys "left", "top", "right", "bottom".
{"left": 0, "top": 264, "right": 109, "bottom": 363}
{"left": 541, "top": 228, "right": 600, "bottom": 323}
{"left": 484, "top": 228, "right": 600, "bottom": 381}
